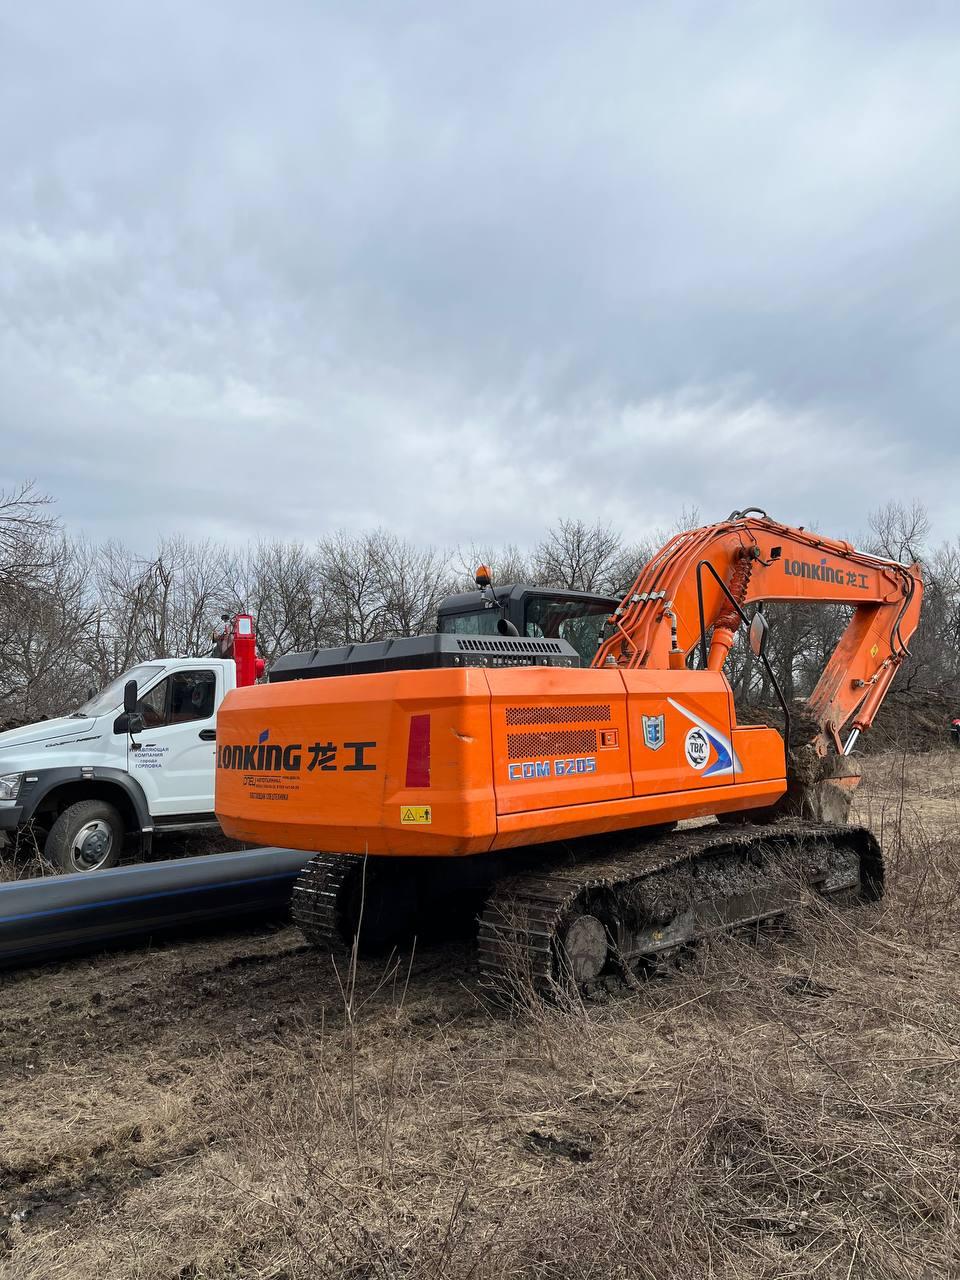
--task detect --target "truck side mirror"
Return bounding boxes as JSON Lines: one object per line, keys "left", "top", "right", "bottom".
{"left": 749, "top": 613, "right": 769, "bottom": 658}
{"left": 118, "top": 679, "right": 145, "bottom": 743}
{"left": 113, "top": 709, "right": 145, "bottom": 736}
{"left": 123, "top": 679, "right": 138, "bottom": 713}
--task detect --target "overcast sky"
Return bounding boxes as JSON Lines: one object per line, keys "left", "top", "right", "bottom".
{"left": 1, "top": 2, "right": 958, "bottom": 553}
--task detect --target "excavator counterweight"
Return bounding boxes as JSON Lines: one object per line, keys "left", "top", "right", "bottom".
{"left": 215, "top": 511, "right": 922, "bottom": 992}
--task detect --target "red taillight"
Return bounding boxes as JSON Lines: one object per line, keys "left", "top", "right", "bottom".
{"left": 405, "top": 714, "right": 431, "bottom": 788}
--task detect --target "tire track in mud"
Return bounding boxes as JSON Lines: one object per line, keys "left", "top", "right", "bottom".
{"left": 1, "top": 937, "right": 481, "bottom": 1095}
{"left": 0, "top": 943, "right": 325, "bottom": 1078}
{"left": 1, "top": 1136, "right": 212, "bottom": 1238}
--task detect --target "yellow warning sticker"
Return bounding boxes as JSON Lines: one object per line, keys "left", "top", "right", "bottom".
{"left": 870, "top": 644, "right": 879, "bottom": 657}
{"left": 401, "top": 806, "right": 432, "bottom": 825}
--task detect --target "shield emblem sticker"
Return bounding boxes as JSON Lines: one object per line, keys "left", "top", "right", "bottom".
{"left": 642, "top": 714, "right": 665, "bottom": 751}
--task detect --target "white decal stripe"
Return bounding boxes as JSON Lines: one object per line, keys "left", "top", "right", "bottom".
{"left": 666, "top": 698, "right": 742, "bottom": 776}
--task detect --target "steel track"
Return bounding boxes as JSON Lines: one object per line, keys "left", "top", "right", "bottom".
{"left": 477, "top": 821, "right": 881, "bottom": 992}
{"left": 289, "top": 822, "right": 883, "bottom": 993}
{"left": 290, "top": 852, "right": 361, "bottom": 948}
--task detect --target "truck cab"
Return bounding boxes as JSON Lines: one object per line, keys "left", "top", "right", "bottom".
{"left": 0, "top": 615, "right": 261, "bottom": 872}
{"left": 436, "top": 584, "right": 619, "bottom": 666}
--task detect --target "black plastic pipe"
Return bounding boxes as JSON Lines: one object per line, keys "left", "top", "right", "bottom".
{"left": 0, "top": 847, "right": 314, "bottom": 969}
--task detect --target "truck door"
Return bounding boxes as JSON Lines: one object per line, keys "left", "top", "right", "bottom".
{"left": 126, "top": 668, "right": 220, "bottom": 819}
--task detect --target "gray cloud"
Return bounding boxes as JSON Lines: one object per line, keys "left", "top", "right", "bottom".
{"left": 1, "top": 1, "right": 958, "bottom": 551}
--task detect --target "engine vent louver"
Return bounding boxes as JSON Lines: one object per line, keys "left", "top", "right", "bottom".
{"left": 504, "top": 704, "right": 611, "bottom": 726}
{"left": 507, "top": 728, "right": 599, "bottom": 760}
{"left": 455, "top": 637, "right": 565, "bottom": 654}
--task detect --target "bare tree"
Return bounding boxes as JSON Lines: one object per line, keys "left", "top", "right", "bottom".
{"left": 89, "top": 538, "right": 233, "bottom": 674}
{"left": 0, "top": 537, "right": 96, "bottom": 720}
{"left": 235, "top": 540, "right": 333, "bottom": 662}
{"left": 533, "top": 518, "right": 623, "bottom": 592}
{"left": 0, "top": 481, "right": 55, "bottom": 603}
{"left": 372, "top": 532, "right": 454, "bottom": 637}
{"left": 453, "top": 542, "right": 533, "bottom": 590}
{"left": 318, "top": 531, "right": 388, "bottom": 644}
{"left": 867, "top": 500, "right": 930, "bottom": 564}
{"left": 0, "top": 486, "right": 957, "bottom": 728}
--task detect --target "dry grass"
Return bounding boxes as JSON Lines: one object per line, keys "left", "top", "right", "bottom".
{"left": 0, "top": 824, "right": 49, "bottom": 882}
{"left": 2, "top": 751, "right": 960, "bottom": 1278}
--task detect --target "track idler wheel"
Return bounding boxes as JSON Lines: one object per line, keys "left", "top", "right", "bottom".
{"left": 559, "top": 913, "right": 608, "bottom": 985}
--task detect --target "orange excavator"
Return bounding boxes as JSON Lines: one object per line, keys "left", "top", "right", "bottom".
{"left": 215, "top": 510, "right": 922, "bottom": 989}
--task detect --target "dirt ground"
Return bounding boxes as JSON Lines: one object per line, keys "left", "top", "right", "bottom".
{"left": 1, "top": 750, "right": 959, "bottom": 1278}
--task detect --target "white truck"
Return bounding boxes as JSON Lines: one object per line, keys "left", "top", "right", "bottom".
{"left": 0, "top": 615, "right": 263, "bottom": 872}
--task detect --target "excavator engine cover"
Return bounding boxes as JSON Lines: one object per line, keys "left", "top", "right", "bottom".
{"left": 268, "top": 634, "right": 580, "bottom": 682}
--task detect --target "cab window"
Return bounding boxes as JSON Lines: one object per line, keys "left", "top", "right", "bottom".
{"left": 437, "top": 609, "right": 501, "bottom": 636}
{"left": 136, "top": 670, "right": 217, "bottom": 728}
{"left": 523, "top": 598, "right": 613, "bottom": 665}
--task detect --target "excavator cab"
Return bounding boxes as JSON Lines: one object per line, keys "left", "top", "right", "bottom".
{"left": 436, "top": 585, "right": 619, "bottom": 666}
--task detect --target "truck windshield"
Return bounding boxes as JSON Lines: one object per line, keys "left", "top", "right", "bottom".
{"left": 74, "top": 665, "right": 165, "bottom": 717}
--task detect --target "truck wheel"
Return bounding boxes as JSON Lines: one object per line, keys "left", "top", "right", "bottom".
{"left": 44, "top": 800, "right": 124, "bottom": 873}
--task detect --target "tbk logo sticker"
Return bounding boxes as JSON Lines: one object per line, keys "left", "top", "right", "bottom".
{"left": 684, "top": 727, "right": 710, "bottom": 770}
{"left": 668, "top": 698, "right": 741, "bottom": 778}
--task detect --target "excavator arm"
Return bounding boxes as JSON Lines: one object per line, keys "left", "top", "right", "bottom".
{"left": 594, "top": 510, "right": 923, "bottom": 756}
